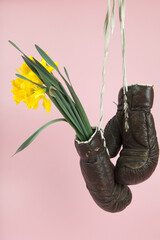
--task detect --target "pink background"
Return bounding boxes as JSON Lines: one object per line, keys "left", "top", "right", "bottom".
{"left": 1, "top": 0, "right": 160, "bottom": 239}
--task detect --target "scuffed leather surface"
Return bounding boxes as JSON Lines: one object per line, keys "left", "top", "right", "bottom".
{"left": 104, "top": 113, "right": 122, "bottom": 158}
{"left": 104, "top": 85, "right": 159, "bottom": 185}
{"left": 75, "top": 130, "right": 132, "bottom": 213}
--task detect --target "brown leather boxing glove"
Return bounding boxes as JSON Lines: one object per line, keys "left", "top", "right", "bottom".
{"left": 104, "top": 113, "right": 122, "bottom": 158}
{"left": 104, "top": 84, "right": 159, "bottom": 185}
{"left": 75, "top": 128, "right": 132, "bottom": 213}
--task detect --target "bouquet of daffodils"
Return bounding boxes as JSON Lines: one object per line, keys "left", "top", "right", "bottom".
{"left": 10, "top": 41, "right": 93, "bottom": 155}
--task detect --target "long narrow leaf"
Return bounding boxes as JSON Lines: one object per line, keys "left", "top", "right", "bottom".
{"left": 67, "top": 84, "right": 93, "bottom": 137}
{"left": 52, "top": 67, "right": 92, "bottom": 138}
{"left": 54, "top": 89, "right": 86, "bottom": 138}
{"left": 35, "top": 45, "right": 72, "bottom": 88}
{"left": 9, "top": 40, "right": 25, "bottom": 55}
{"left": 57, "top": 83, "right": 89, "bottom": 138}
{"left": 35, "top": 44, "right": 59, "bottom": 72}
{"left": 22, "top": 56, "right": 64, "bottom": 95}
{"left": 16, "top": 74, "right": 46, "bottom": 89}
{"left": 22, "top": 56, "right": 52, "bottom": 88}
{"left": 56, "top": 72, "right": 93, "bottom": 138}
{"left": 12, "top": 118, "right": 66, "bottom": 156}
{"left": 47, "top": 94, "right": 84, "bottom": 141}
{"left": 32, "top": 57, "right": 65, "bottom": 94}
{"left": 51, "top": 68, "right": 92, "bottom": 137}
{"left": 64, "top": 67, "right": 72, "bottom": 85}
{"left": 52, "top": 91, "right": 80, "bottom": 132}
{"left": 22, "top": 56, "right": 41, "bottom": 78}
{"left": 9, "top": 41, "right": 42, "bottom": 80}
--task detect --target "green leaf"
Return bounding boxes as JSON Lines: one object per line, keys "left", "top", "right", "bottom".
{"left": 22, "top": 56, "right": 63, "bottom": 95}
{"left": 54, "top": 89, "right": 86, "bottom": 138}
{"left": 12, "top": 118, "right": 66, "bottom": 156}
{"left": 47, "top": 94, "right": 84, "bottom": 141}
{"left": 50, "top": 67, "right": 89, "bottom": 135}
{"left": 53, "top": 70, "right": 92, "bottom": 139}
{"left": 35, "top": 45, "right": 72, "bottom": 90}
{"left": 8, "top": 40, "right": 25, "bottom": 55}
{"left": 31, "top": 57, "right": 65, "bottom": 94}
{"left": 21, "top": 56, "right": 42, "bottom": 79}
{"left": 16, "top": 74, "right": 46, "bottom": 89}
{"left": 66, "top": 84, "right": 93, "bottom": 138}
{"left": 35, "top": 44, "right": 59, "bottom": 72}
{"left": 57, "top": 83, "right": 89, "bottom": 139}
{"left": 64, "top": 67, "right": 72, "bottom": 85}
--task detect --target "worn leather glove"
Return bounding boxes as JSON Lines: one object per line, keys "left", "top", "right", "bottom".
{"left": 104, "top": 85, "right": 159, "bottom": 185}
{"left": 75, "top": 128, "right": 132, "bottom": 213}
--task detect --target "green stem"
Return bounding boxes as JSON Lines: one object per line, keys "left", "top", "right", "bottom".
{"left": 57, "top": 82, "right": 89, "bottom": 139}
{"left": 47, "top": 92, "right": 84, "bottom": 141}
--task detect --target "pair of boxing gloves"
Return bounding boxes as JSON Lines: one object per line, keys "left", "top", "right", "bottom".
{"left": 75, "top": 85, "right": 159, "bottom": 213}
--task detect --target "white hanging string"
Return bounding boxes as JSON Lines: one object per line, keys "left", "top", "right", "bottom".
{"left": 118, "top": 0, "right": 129, "bottom": 131}
{"left": 98, "top": 0, "right": 128, "bottom": 131}
{"left": 111, "top": 0, "right": 116, "bottom": 34}
{"left": 118, "top": 0, "right": 127, "bottom": 92}
{"left": 98, "top": 0, "right": 116, "bottom": 130}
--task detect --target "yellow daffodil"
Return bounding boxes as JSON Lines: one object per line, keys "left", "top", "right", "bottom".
{"left": 11, "top": 56, "right": 58, "bottom": 113}
{"left": 9, "top": 41, "right": 93, "bottom": 150}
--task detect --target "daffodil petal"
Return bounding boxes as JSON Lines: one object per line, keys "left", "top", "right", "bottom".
{"left": 42, "top": 97, "right": 51, "bottom": 113}
{"left": 12, "top": 55, "right": 56, "bottom": 113}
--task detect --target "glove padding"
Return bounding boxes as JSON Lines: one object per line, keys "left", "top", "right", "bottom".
{"left": 75, "top": 128, "right": 132, "bottom": 213}
{"left": 104, "top": 85, "right": 159, "bottom": 185}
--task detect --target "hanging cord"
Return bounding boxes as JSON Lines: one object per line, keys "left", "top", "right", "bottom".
{"left": 99, "top": 0, "right": 128, "bottom": 131}
{"left": 118, "top": 0, "right": 129, "bottom": 131}
{"left": 98, "top": 0, "right": 116, "bottom": 130}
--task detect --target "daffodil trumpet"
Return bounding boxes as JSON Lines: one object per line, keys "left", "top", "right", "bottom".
{"left": 10, "top": 41, "right": 93, "bottom": 154}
